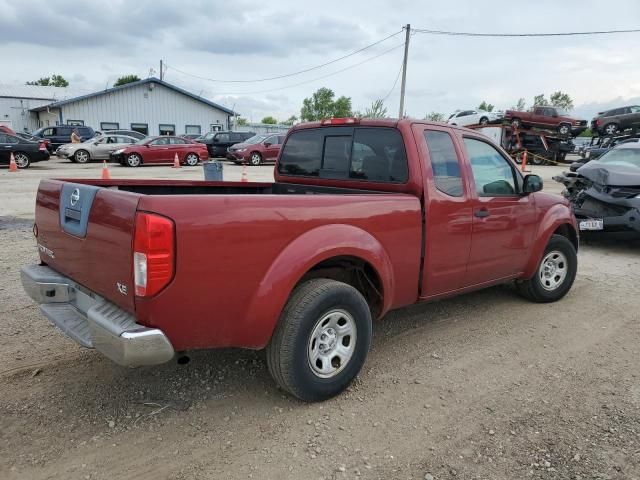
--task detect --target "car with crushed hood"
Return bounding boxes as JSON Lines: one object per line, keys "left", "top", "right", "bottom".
{"left": 554, "top": 142, "right": 640, "bottom": 233}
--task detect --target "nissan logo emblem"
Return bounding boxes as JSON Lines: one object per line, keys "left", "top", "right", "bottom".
{"left": 70, "top": 188, "right": 80, "bottom": 206}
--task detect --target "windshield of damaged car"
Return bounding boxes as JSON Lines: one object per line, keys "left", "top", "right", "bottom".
{"left": 597, "top": 148, "right": 640, "bottom": 168}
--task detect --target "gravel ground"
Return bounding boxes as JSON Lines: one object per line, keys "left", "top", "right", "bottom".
{"left": 1, "top": 157, "right": 639, "bottom": 480}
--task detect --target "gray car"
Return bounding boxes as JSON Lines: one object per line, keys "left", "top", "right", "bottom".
{"left": 56, "top": 134, "right": 138, "bottom": 163}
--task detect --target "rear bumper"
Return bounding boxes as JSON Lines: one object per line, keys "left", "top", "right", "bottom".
{"left": 21, "top": 264, "right": 175, "bottom": 367}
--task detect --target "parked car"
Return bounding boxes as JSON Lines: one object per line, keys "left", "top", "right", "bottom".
{"left": 0, "top": 132, "right": 50, "bottom": 168}
{"left": 56, "top": 134, "right": 139, "bottom": 163}
{"left": 95, "top": 129, "right": 147, "bottom": 140}
{"left": 504, "top": 106, "right": 588, "bottom": 136}
{"left": 554, "top": 142, "right": 640, "bottom": 233}
{"left": 447, "top": 109, "right": 503, "bottom": 127}
{"left": 21, "top": 117, "right": 578, "bottom": 402}
{"left": 591, "top": 105, "right": 640, "bottom": 136}
{"left": 32, "top": 125, "right": 95, "bottom": 152}
{"left": 227, "top": 134, "right": 286, "bottom": 165}
{"left": 109, "top": 135, "right": 208, "bottom": 167}
{"left": 198, "top": 131, "right": 256, "bottom": 157}
{"left": 15, "top": 132, "right": 51, "bottom": 150}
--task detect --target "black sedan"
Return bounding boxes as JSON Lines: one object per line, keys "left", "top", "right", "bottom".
{"left": 0, "top": 133, "right": 50, "bottom": 169}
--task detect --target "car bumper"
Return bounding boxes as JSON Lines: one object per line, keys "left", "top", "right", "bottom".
{"left": 574, "top": 206, "right": 640, "bottom": 233}
{"left": 32, "top": 151, "right": 50, "bottom": 162}
{"left": 226, "top": 151, "right": 246, "bottom": 161}
{"left": 110, "top": 152, "right": 124, "bottom": 163}
{"left": 21, "top": 264, "right": 175, "bottom": 367}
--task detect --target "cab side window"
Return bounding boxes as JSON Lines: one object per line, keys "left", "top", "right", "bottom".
{"left": 424, "top": 130, "right": 463, "bottom": 197}
{"left": 464, "top": 138, "right": 517, "bottom": 196}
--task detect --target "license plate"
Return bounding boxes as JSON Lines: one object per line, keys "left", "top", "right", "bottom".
{"left": 579, "top": 219, "right": 604, "bottom": 231}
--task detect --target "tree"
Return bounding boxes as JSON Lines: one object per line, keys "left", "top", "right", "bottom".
{"left": 113, "top": 75, "right": 141, "bottom": 87}
{"left": 235, "top": 117, "right": 248, "bottom": 126}
{"left": 26, "top": 74, "right": 69, "bottom": 87}
{"left": 282, "top": 115, "right": 298, "bottom": 126}
{"left": 477, "top": 101, "right": 494, "bottom": 112}
{"left": 361, "top": 99, "right": 388, "bottom": 119}
{"left": 532, "top": 94, "right": 549, "bottom": 108}
{"left": 261, "top": 116, "right": 278, "bottom": 124}
{"left": 424, "top": 112, "right": 446, "bottom": 122}
{"left": 511, "top": 98, "right": 526, "bottom": 111}
{"left": 300, "top": 87, "right": 353, "bottom": 121}
{"left": 549, "top": 91, "right": 574, "bottom": 111}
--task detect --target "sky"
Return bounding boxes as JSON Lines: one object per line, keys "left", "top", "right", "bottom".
{"left": 1, "top": 0, "right": 640, "bottom": 122}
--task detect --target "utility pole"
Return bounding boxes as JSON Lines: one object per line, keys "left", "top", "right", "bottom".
{"left": 160, "top": 59, "right": 163, "bottom": 81}
{"left": 398, "top": 24, "right": 411, "bottom": 118}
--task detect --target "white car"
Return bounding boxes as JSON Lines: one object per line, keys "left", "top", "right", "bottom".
{"left": 447, "top": 109, "right": 503, "bottom": 127}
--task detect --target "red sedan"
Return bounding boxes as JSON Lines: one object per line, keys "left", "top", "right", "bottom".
{"left": 110, "top": 136, "right": 209, "bottom": 167}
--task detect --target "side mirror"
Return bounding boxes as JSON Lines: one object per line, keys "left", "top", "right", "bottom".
{"left": 523, "top": 174, "right": 543, "bottom": 193}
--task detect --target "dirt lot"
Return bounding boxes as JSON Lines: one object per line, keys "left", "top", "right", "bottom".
{"left": 1, "top": 158, "right": 639, "bottom": 480}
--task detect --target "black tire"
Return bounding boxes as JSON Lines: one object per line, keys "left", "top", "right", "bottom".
{"left": 558, "top": 123, "right": 571, "bottom": 136}
{"left": 603, "top": 123, "right": 619, "bottom": 135}
{"left": 266, "top": 279, "right": 372, "bottom": 402}
{"left": 73, "top": 149, "right": 90, "bottom": 164}
{"left": 479, "top": 116, "right": 489, "bottom": 125}
{"left": 249, "top": 152, "right": 262, "bottom": 166}
{"left": 13, "top": 151, "right": 31, "bottom": 169}
{"left": 516, "top": 234, "right": 577, "bottom": 303}
{"left": 126, "top": 153, "right": 142, "bottom": 167}
{"left": 530, "top": 153, "right": 546, "bottom": 166}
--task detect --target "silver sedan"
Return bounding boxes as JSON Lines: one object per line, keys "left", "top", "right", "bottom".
{"left": 56, "top": 135, "right": 138, "bottom": 163}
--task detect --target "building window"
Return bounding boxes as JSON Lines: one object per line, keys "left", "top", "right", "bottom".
{"left": 131, "top": 123, "right": 149, "bottom": 135}
{"left": 185, "top": 125, "right": 201, "bottom": 135}
{"left": 159, "top": 124, "right": 175, "bottom": 136}
{"left": 67, "top": 120, "right": 84, "bottom": 126}
{"left": 100, "top": 122, "right": 119, "bottom": 130}
{"left": 210, "top": 122, "right": 223, "bottom": 132}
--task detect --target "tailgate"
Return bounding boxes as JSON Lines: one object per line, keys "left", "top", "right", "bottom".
{"left": 35, "top": 180, "right": 141, "bottom": 312}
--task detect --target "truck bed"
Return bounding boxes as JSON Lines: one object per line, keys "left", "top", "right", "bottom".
{"left": 34, "top": 178, "right": 423, "bottom": 351}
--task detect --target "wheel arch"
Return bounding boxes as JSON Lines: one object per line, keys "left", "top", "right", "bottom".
{"left": 243, "top": 224, "right": 394, "bottom": 348}
{"left": 522, "top": 205, "right": 578, "bottom": 279}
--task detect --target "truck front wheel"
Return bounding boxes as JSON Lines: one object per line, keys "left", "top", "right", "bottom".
{"left": 516, "top": 234, "right": 577, "bottom": 303}
{"left": 266, "top": 279, "right": 372, "bottom": 402}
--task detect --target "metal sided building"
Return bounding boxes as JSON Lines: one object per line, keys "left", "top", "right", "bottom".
{"left": 29, "top": 77, "right": 236, "bottom": 136}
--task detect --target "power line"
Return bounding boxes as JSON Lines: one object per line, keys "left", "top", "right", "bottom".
{"left": 164, "top": 29, "right": 404, "bottom": 84}
{"left": 209, "top": 42, "right": 405, "bottom": 96}
{"left": 413, "top": 27, "right": 640, "bottom": 37}
{"left": 380, "top": 59, "right": 404, "bottom": 103}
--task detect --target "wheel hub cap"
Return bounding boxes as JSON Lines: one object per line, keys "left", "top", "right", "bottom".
{"left": 308, "top": 310, "right": 356, "bottom": 378}
{"left": 539, "top": 250, "right": 568, "bottom": 291}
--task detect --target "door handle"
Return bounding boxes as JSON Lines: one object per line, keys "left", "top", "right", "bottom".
{"left": 474, "top": 208, "right": 490, "bottom": 218}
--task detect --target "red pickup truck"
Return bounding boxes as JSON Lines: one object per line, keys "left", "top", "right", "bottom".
{"left": 22, "top": 118, "right": 578, "bottom": 402}
{"left": 504, "top": 106, "right": 588, "bottom": 136}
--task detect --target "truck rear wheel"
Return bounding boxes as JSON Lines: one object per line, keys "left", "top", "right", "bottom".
{"left": 516, "top": 234, "right": 577, "bottom": 303}
{"left": 266, "top": 279, "right": 372, "bottom": 402}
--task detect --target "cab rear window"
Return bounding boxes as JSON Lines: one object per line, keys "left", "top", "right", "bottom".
{"left": 278, "top": 127, "right": 408, "bottom": 183}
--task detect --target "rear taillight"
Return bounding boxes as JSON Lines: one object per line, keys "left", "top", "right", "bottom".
{"left": 133, "top": 212, "right": 175, "bottom": 297}
{"left": 39, "top": 141, "right": 47, "bottom": 151}
{"left": 596, "top": 119, "right": 602, "bottom": 125}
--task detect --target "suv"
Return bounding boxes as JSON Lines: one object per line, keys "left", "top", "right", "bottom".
{"left": 32, "top": 125, "right": 95, "bottom": 152}
{"left": 198, "top": 131, "right": 255, "bottom": 157}
{"left": 592, "top": 105, "right": 640, "bottom": 136}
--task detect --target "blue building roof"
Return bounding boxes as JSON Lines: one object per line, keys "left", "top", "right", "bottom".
{"left": 30, "top": 77, "right": 237, "bottom": 116}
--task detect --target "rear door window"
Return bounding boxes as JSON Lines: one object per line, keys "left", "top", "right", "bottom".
{"left": 424, "top": 130, "right": 463, "bottom": 197}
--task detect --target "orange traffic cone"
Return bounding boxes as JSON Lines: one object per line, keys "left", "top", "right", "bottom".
{"left": 9, "top": 153, "right": 18, "bottom": 172}
{"left": 172, "top": 153, "right": 181, "bottom": 169}
{"left": 520, "top": 150, "right": 528, "bottom": 173}
{"left": 241, "top": 164, "right": 248, "bottom": 183}
{"left": 101, "top": 160, "right": 111, "bottom": 179}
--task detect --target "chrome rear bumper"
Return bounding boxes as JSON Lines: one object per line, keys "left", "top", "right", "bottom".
{"left": 21, "top": 264, "right": 174, "bottom": 367}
